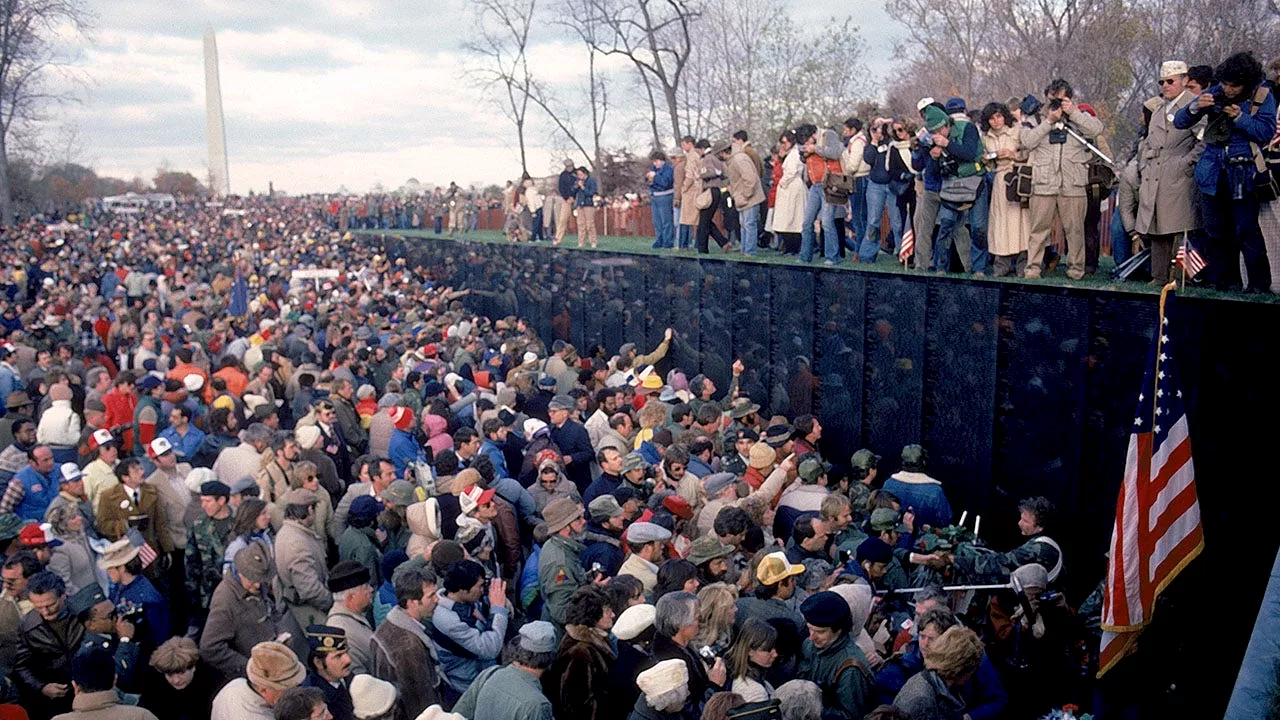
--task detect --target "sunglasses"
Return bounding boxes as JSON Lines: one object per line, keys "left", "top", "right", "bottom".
{"left": 1159, "top": 78, "right": 1179, "bottom": 85}
{"left": 668, "top": 464, "right": 685, "bottom": 472}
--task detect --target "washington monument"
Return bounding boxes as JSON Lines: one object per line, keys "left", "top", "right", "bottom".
{"left": 204, "top": 24, "right": 231, "bottom": 196}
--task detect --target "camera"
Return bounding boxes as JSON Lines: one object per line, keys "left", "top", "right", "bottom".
{"left": 587, "top": 562, "right": 605, "bottom": 581}
{"left": 838, "top": 549, "right": 852, "bottom": 565}
{"left": 915, "top": 127, "right": 934, "bottom": 148}
{"left": 1047, "top": 97, "right": 1063, "bottom": 112}
{"left": 698, "top": 646, "right": 717, "bottom": 663}
{"left": 1210, "top": 90, "right": 1232, "bottom": 113}
{"left": 116, "top": 598, "right": 146, "bottom": 625}
{"left": 1048, "top": 128, "right": 1068, "bottom": 145}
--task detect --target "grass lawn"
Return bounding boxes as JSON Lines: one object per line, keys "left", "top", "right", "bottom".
{"left": 361, "top": 228, "right": 1280, "bottom": 304}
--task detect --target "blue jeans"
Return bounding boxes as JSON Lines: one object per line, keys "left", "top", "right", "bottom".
{"left": 677, "top": 224, "right": 692, "bottom": 249}
{"left": 739, "top": 203, "right": 760, "bottom": 256}
{"left": 651, "top": 194, "right": 675, "bottom": 248}
{"left": 969, "top": 176, "right": 991, "bottom": 273}
{"left": 935, "top": 201, "right": 971, "bottom": 271}
{"left": 847, "top": 176, "right": 868, "bottom": 252}
{"left": 861, "top": 181, "right": 903, "bottom": 263}
{"left": 800, "top": 183, "right": 838, "bottom": 262}
{"left": 1109, "top": 198, "right": 1132, "bottom": 267}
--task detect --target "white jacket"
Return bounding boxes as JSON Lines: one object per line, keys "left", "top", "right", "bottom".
{"left": 36, "top": 399, "right": 81, "bottom": 448}
{"left": 842, "top": 133, "right": 872, "bottom": 178}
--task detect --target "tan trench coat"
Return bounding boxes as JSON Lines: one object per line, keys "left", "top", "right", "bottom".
{"left": 1137, "top": 91, "right": 1203, "bottom": 236}
{"left": 680, "top": 151, "right": 703, "bottom": 226}
{"left": 983, "top": 124, "right": 1031, "bottom": 256}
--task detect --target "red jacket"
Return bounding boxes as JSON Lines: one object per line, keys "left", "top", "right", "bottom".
{"left": 102, "top": 387, "right": 138, "bottom": 452}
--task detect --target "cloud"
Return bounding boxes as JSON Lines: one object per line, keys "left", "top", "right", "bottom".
{"left": 49, "top": 0, "right": 890, "bottom": 194}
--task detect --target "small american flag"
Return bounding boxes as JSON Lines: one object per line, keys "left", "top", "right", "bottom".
{"left": 125, "top": 528, "right": 158, "bottom": 568}
{"left": 899, "top": 228, "right": 915, "bottom": 263}
{"left": 1174, "top": 237, "right": 1205, "bottom": 279}
{"left": 1098, "top": 285, "right": 1203, "bottom": 677}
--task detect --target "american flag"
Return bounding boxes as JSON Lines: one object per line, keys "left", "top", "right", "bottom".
{"left": 899, "top": 228, "right": 915, "bottom": 263}
{"left": 126, "top": 528, "right": 158, "bottom": 568}
{"left": 1098, "top": 286, "right": 1203, "bottom": 677}
{"left": 1174, "top": 237, "right": 1205, "bottom": 279}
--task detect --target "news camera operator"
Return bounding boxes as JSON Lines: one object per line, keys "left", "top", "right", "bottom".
{"left": 1175, "top": 51, "right": 1277, "bottom": 293}
{"left": 1020, "top": 79, "right": 1105, "bottom": 280}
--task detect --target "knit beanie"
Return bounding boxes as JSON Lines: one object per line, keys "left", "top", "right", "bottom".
{"left": 748, "top": 442, "right": 776, "bottom": 470}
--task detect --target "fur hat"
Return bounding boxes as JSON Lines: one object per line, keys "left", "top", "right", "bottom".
{"left": 246, "top": 641, "right": 304, "bottom": 691}
{"left": 351, "top": 674, "right": 398, "bottom": 719}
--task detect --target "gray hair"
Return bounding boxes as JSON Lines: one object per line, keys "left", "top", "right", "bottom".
{"left": 377, "top": 393, "right": 403, "bottom": 409}
{"left": 653, "top": 591, "right": 697, "bottom": 638}
{"left": 913, "top": 584, "right": 948, "bottom": 606}
{"left": 775, "top": 680, "right": 822, "bottom": 720}
{"left": 242, "top": 422, "right": 272, "bottom": 445}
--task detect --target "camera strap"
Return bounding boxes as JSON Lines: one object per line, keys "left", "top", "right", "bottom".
{"left": 1248, "top": 84, "right": 1272, "bottom": 174}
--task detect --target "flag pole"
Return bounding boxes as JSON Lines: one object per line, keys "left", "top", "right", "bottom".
{"left": 1180, "top": 232, "right": 1187, "bottom": 292}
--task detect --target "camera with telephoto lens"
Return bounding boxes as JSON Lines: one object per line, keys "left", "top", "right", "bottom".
{"left": 1210, "top": 89, "right": 1232, "bottom": 113}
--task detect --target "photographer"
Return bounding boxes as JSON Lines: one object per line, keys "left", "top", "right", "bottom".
{"left": 1175, "top": 51, "right": 1277, "bottom": 292}
{"left": 921, "top": 105, "right": 986, "bottom": 274}
{"left": 858, "top": 117, "right": 913, "bottom": 264}
{"left": 1020, "top": 79, "right": 1105, "bottom": 280}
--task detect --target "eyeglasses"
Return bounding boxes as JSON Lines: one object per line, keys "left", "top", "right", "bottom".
{"left": 1159, "top": 78, "right": 1179, "bottom": 85}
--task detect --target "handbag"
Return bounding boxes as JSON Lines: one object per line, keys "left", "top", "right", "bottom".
{"left": 1005, "top": 164, "right": 1033, "bottom": 204}
{"left": 695, "top": 188, "right": 713, "bottom": 210}
{"left": 939, "top": 174, "right": 983, "bottom": 204}
{"left": 822, "top": 170, "right": 855, "bottom": 203}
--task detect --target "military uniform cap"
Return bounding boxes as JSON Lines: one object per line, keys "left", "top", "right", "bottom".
{"left": 797, "top": 457, "right": 829, "bottom": 482}
{"left": 305, "top": 625, "right": 348, "bottom": 653}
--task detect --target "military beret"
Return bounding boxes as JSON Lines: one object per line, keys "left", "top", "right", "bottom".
{"left": 626, "top": 521, "right": 672, "bottom": 544}
{"left": 200, "top": 480, "right": 231, "bottom": 498}
{"left": 856, "top": 537, "right": 894, "bottom": 565}
{"left": 801, "top": 590, "right": 852, "bottom": 629}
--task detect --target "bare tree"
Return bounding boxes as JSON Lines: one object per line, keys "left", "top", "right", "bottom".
{"left": 0, "top": 0, "right": 88, "bottom": 224}
{"left": 565, "top": 0, "right": 700, "bottom": 144}
{"left": 464, "top": 0, "right": 538, "bottom": 178}
{"left": 887, "top": 0, "right": 994, "bottom": 103}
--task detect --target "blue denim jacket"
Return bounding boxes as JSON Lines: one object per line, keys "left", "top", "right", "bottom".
{"left": 1174, "top": 82, "right": 1276, "bottom": 197}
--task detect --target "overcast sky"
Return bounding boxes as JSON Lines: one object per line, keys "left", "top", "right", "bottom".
{"left": 51, "top": 0, "right": 902, "bottom": 194}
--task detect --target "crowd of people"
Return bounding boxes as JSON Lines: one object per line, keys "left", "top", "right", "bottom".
{"left": 353, "top": 52, "right": 1280, "bottom": 295}
{"left": 0, "top": 181, "right": 1119, "bottom": 720}
{"left": 632, "top": 52, "right": 1280, "bottom": 292}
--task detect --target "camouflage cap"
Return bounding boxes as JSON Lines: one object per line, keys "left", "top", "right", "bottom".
{"left": 900, "top": 444, "right": 927, "bottom": 467}
{"left": 797, "top": 456, "right": 829, "bottom": 483}
{"left": 849, "top": 449, "right": 880, "bottom": 471}
{"left": 869, "top": 508, "right": 909, "bottom": 534}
